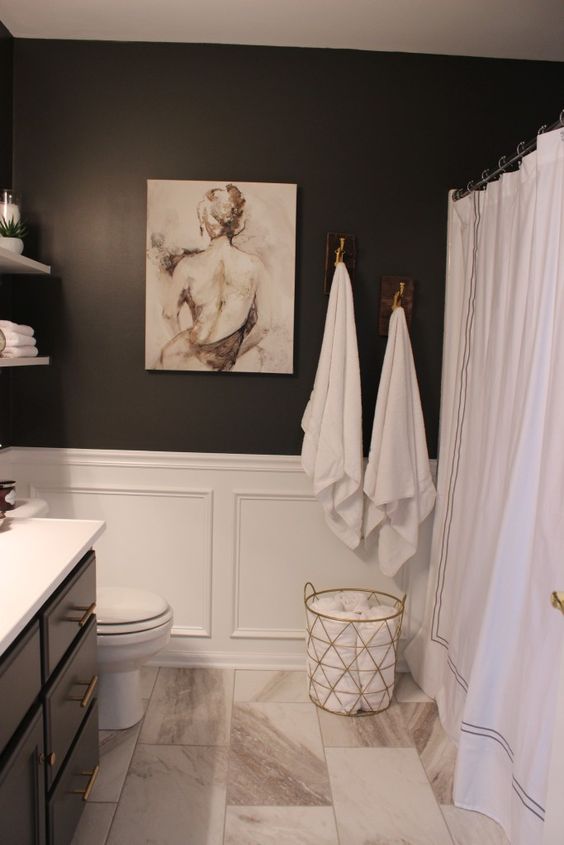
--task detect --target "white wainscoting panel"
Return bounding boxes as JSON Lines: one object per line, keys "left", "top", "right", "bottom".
{"left": 232, "top": 490, "right": 400, "bottom": 639}
{"left": 29, "top": 484, "right": 213, "bottom": 638}
{"left": 1, "top": 448, "right": 435, "bottom": 669}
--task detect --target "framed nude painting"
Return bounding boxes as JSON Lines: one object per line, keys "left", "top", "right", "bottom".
{"left": 145, "top": 179, "right": 297, "bottom": 373}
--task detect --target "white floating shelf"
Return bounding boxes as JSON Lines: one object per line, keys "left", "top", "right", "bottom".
{"left": 0, "top": 246, "right": 51, "bottom": 275}
{"left": 0, "top": 357, "right": 50, "bottom": 368}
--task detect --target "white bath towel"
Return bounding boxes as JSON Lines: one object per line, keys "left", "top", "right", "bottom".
{"left": 0, "top": 320, "right": 34, "bottom": 337}
{"left": 1, "top": 331, "right": 37, "bottom": 348}
{"left": 363, "top": 306, "right": 436, "bottom": 575}
{"left": 306, "top": 605, "right": 362, "bottom": 714}
{"left": 355, "top": 605, "right": 400, "bottom": 712}
{"left": 338, "top": 590, "right": 370, "bottom": 613}
{"left": 1, "top": 345, "right": 38, "bottom": 358}
{"left": 301, "top": 262, "right": 363, "bottom": 549}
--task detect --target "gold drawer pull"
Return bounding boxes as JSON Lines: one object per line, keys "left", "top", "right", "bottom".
{"left": 39, "top": 751, "right": 56, "bottom": 767}
{"left": 72, "top": 765, "right": 100, "bottom": 801}
{"left": 69, "top": 675, "right": 98, "bottom": 708}
{"left": 80, "top": 675, "right": 98, "bottom": 708}
{"left": 77, "top": 602, "right": 97, "bottom": 627}
{"left": 551, "top": 592, "right": 564, "bottom": 614}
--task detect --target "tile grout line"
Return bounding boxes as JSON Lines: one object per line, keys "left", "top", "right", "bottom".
{"left": 221, "top": 668, "right": 236, "bottom": 844}
{"left": 101, "top": 666, "right": 162, "bottom": 845}
{"left": 314, "top": 699, "right": 342, "bottom": 845}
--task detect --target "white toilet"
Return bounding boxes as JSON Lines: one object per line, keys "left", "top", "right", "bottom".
{"left": 96, "top": 587, "right": 173, "bottom": 730}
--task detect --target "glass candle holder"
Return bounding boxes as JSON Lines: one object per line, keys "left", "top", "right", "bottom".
{"left": 0, "top": 189, "right": 21, "bottom": 225}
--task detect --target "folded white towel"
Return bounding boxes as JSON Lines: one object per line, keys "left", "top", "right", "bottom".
{"left": 338, "top": 591, "right": 370, "bottom": 613}
{"left": 2, "top": 331, "right": 37, "bottom": 348}
{"left": 1, "top": 346, "right": 38, "bottom": 358}
{"left": 301, "top": 262, "right": 363, "bottom": 549}
{"left": 310, "top": 596, "right": 345, "bottom": 613}
{"left": 0, "top": 320, "right": 34, "bottom": 337}
{"left": 306, "top": 605, "right": 362, "bottom": 714}
{"left": 356, "top": 606, "right": 400, "bottom": 712}
{"left": 363, "top": 306, "right": 436, "bottom": 575}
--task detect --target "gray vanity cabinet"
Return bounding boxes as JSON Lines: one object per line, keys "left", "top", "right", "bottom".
{"left": 0, "top": 706, "right": 46, "bottom": 845}
{"left": 0, "top": 550, "right": 99, "bottom": 845}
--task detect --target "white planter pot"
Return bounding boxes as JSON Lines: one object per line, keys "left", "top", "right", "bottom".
{"left": 0, "top": 237, "right": 24, "bottom": 254}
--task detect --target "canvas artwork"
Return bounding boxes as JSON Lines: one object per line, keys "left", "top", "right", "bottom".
{"left": 145, "top": 179, "right": 297, "bottom": 373}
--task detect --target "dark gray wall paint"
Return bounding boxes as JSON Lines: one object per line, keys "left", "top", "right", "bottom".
{"left": 0, "top": 21, "right": 13, "bottom": 448}
{"left": 10, "top": 40, "right": 564, "bottom": 455}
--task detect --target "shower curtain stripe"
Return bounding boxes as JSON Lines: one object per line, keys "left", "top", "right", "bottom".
{"left": 405, "top": 126, "right": 564, "bottom": 845}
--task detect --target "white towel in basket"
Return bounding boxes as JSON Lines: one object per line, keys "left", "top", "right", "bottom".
{"left": 356, "top": 606, "right": 400, "bottom": 712}
{"left": 307, "top": 601, "right": 362, "bottom": 714}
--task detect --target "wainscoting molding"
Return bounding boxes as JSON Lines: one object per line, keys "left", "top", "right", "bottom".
{"left": 1, "top": 447, "right": 435, "bottom": 670}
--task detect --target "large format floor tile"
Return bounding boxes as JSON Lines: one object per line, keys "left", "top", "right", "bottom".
{"left": 140, "top": 668, "right": 234, "bottom": 746}
{"left": 326, "top": 747, "right": 454, "bottom": 845}
{"left": 234, "top": 670, "right": 309, "bottom": 703}
{"left": 224, "top": 807, "right": 339, "bottom": 844}
{"left": 402, "top": 702, "right": 458, "bottom": 803}
{"left": 318, "top": 700, "right": 413, "bottom": 747}
{"left": 106, "top": 744, "right": 228, "bottom": 845}
{"left": 227, "top": 703, "right": 331, "bottom": 806}
{"left": 90, "top": 722, "right": 142, "bottom": 803}
{"left": 395, "top": 672, "right": 433, "bottom": 702}
{"left": 441, "top": 805, "right": 510, "bottom": 844}
{"left": 70, "top": 803, "right": 116, "bottom": 845}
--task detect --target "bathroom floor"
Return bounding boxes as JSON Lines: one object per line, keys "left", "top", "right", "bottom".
{"left": 71, "top": 669, "right": 509, "bottom": 845}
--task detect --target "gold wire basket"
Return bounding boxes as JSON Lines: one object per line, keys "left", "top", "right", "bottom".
{"left": 304, "top": 582, "right": 405, "bottom": 716}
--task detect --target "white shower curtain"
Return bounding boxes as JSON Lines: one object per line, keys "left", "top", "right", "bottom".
{"left": 406, "top": 127, "right": 564, "bottom": 845}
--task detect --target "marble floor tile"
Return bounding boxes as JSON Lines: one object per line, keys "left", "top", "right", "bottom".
{"left": 227, "top": 703, "right": 331, "bottom": 806}
{"left": 402, "top": 702, "right": 458, "bottom": 803}
{"left": 224, "top": 806, "right": 339, "bottom": 844}
{"left": 326, "top": 747, "right": 454, "bottom": 845}
{"left": 318, "top": 700, "right": 414, "bottom": 747}
{"left": 234, "top": 670, "right": 309, "bottom": 703}
{"left": 395, "top": 671, "right": 433, "bottom": 702}
{"left": 140, "top": 667, "right": 233, "bottom": 746}
{"left": 139, "top": 665, "right": 159, "bottom": 699}
{"left": 90, "top": 722, "right": 141, "bottom": 803}
{"left": 106, "top": 744, "right": 228, "bottom": 845}
{"left": 442, "top": 805, "right": 510, "bottom": 844}
{"left": 70, "top": 803, "right": 116, "bottom": 845}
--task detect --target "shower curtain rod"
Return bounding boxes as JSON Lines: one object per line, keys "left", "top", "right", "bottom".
{"left": 453, "top": 107, "right": 564, "bottom": 201}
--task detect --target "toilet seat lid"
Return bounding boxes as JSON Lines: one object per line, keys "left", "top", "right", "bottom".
{"left": 97, "top": 587, "right": 170, "bottom": 626}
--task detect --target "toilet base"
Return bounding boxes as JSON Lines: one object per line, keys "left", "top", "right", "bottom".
{"left": 98, "top": 669, "right": 144, "bottom": 730}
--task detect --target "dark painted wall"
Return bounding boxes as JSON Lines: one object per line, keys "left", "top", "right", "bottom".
{"left": 0, "top": 21, "right": 13, "bottom": 447}
{"left": 9, "top": 40, "right": 564, "bottom": 455}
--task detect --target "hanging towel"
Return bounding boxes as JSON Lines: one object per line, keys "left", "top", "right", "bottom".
{"left": 363, "top": 306, "right": 436, "bottom": 575}
{"left": 301, "top": 262, "right": 363, "bottom": 549}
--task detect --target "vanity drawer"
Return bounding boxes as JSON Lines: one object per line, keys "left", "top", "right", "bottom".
{"left": 0, "top": 621, "right": 41, "bottom": 757}
{"left": 48, "top": 701, "right": 99, "bottom": 845}
{"left": 42, "top": 551, "right": 96, "bottom": 680}
{"left": 44, "top": 617, "right": 98, "bottom": 790}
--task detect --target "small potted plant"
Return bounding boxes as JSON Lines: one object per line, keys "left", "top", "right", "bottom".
{"left": 0, "top": 217, "right": 28, "bottom": 254}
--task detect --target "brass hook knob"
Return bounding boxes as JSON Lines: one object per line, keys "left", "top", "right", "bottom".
{"left": 551, "top": 592, "right": 564, "bottom": 614}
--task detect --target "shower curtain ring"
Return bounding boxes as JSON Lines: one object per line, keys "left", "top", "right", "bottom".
{"left": 466, "top": 180, "right": 474, "bottom": 193}
{"left": 516, "top": 141, "right": 526, "bottom": 157}
{"left": 481, "top": 169, "right": 490, "bottom": 181}
{"left": 537, "top": 124, "right": 547, "bottom": 135}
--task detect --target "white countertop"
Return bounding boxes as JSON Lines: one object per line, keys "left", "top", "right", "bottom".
{"left": 0, "top": 518, "right": 105, "bottom": 656}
